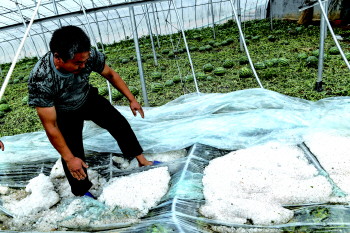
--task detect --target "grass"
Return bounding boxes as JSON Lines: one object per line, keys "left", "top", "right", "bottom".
{"left": 0, "top": 19, "right": 350, "bottom": 137}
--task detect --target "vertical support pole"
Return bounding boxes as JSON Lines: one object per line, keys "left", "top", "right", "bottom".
{"left": 129, "top": 6, "right": 149, "bottom": 107}
{"left": 15, "top": 0, "right": 40, "bottom": 59}
{"left": 144, "top": 5, "right": 158, "bottom": 66}
{"left": 154, "top": 4, "right": 162, "bottom": 36}
{"left": 90, "top": 0, "right": 105, "bottom": 52}
{"left": 209, "top": 0, "right": 216, "bottom": 39}
{"left": 52, "top": 0, "right": 62, "bottom": 28}
{"left": 34, "top": 0, "right": 49, "bottom": 52}
{"left": 80, "top": 0, "right": 113, "bottom": 103}
{"left": 194, "top": 0, "right": 198, "bottom": 29}
{"left": 171, "top": 0, "right": 200, "bottom": 94}
{"left": 151, "top": 4, "right": 161, "bottom": 48}
{"left": 79, "top": 0, "right": 98, "bottom": 49}
{"left": 269, "top": 0, "right": 273, "bottom": 30}
{"left": 318, "top": 0, "right": 350, "bottom": 71}
{"left": 315, "top": 0, "right": 328, "bottom": 92}
{"left": 237, "top": 0, "right": 243, "bottom": 51}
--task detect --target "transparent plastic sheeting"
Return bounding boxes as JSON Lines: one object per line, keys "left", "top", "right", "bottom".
{"left": 2, "top": 144, "right": 350, "bottom": 232}
{"left": 1, "top": 88, "right": 350, "bottom": 232}
{"left": 2, "top": 88, "right": 350, "bottom": 165}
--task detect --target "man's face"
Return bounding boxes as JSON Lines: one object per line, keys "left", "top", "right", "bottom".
{"left": 54, "top": 51, "right": 90, "bottom": 74}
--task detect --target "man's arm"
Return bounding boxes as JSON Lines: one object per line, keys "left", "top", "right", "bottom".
{"left": 0, "top": 140, "right": 4, "bottom": 151}
{"left": 36, "top": 106, "right": 88, "bottom": 180}
{"left": 100, "top": 64, "right": 144, "bottom": 118}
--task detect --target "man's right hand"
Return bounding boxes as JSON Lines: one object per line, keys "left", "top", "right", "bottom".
{"left": 36, "top": 106, "right": 88, "bottom": 181}
{"left": 66, "top": 157, "right": 88, "bottom": 180}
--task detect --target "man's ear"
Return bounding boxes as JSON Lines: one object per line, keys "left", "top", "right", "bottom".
{"left": 53, "top": 52, "right": 60, "bottom": 59}
{"left": 53, "top": 52, "right": 63, "bottom": 68}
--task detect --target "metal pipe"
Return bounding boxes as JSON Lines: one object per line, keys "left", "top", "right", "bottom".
{"left": 79, "top": 0, "right": 99, "bottom": 49}
{"left": 0, "top": 46, "right": 7, "bottom": 65}
{"left": 0, "top": 0, "right": 43, "bottom": 101}
{"left": 194, "top": 0, "right": 198, "bottom": 29}
{"left": 144, "top": 5, "right": 158, "bottom": 66}
{"left": 52, "top": 0, "right": 62, "bottom": 27}
{"left": 238, "top": 0, "right": 243, "bottom": 51}
{"left": 316, "top": 0, "right": 328, "bottom": 89}
{"left": 8, "top": 41, "right": 16, "bottom": 60}
{"left": 269, "top": 0, "right": 273, "bottom": 30}
{"left": 129, "top": 6, "right": 149, "bottom": 107}
{"left": 79, "top": 0, "right": 113, "bottom": 103}
{"left": 171, "top": 0, "right": 200, "bottom": 93}
{"left": 15, "top": 0, "right": 40, "bottom": 59}
{"left": 34, "top": 0, "right": 49, "bottom": 52}
{"left": 151, "top": 4, "right": 161, "bottom": 48}
{"left": 1, "top": 0, "right": 170, "bottom": 32}
{"left": 154, "top": 3, "right": 162, "bottom": 35}
{"left": 229, "top": 0, "right": 263, "bottom": 88}
{"left": 90, "top": 0, "right": 105, "bottom": 51}
{"left": 209, "top": 0, "right": 216, "bottom": 39}
{"left": 318, "top": 0, "right": 350, "bottom": 70}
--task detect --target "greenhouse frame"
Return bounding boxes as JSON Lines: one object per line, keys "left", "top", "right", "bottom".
{"left": 1, "top": 0, "right": 350, "bottom": 232}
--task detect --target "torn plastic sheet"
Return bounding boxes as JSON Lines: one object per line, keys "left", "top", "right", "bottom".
{"left": 1, "top": 89, "right": 350, "bottom": 231}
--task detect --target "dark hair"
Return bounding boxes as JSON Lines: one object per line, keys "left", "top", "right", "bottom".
{"left": 49, "top": 26, "right": 91, "bottom": 61}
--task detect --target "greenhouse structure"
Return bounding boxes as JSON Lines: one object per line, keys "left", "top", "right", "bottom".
{"left": 1, "top": 0, "right": 350, "bottom": 232}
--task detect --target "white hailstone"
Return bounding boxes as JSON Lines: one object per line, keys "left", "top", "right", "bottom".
{"left": 50, "top": 159, "right": 65, "bottom": 179}
{"left": 60, "top": 199, "right": 85, "bottom": 216}
{"left": 0, "top": 186, "right": 9, "bottom": 195}
{"left": 201, "top": 142, "right": 333, "bottom": 226}
{"left": 30, "top": 208, "right": 63, "bottom": 232}
{"left": 211, "top": 225, "right": 280, "bottom": 233}
{"left": 112, "top": 156, "right": 125, "bottom": 164}
{"left": 304, "top": 132, "right": 350, "bottom": 195}
{"left": 98, "top": 167, "right": 170, "bottom": 214}
{"left": 49, "top": 159, "right": 106, "bottom": 198}
{"left": 85, "top": 169, "right": 107, "bottom": 197}
{"left": 200, "top": 198, "right": 293, "bottom": 225}
{"left": 121, "top": 161, "right": 130, "bottom": 169}
{"left": 6, "top": 173, "right": 59, "bottom": 216}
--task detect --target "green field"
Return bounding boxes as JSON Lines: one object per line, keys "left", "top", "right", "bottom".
{"left": 0, "top": 19, "right": 350, "bottom": 137}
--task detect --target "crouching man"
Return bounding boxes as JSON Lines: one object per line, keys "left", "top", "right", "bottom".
{"left": 28, "top": 26, "right": 153, "bottom": 197}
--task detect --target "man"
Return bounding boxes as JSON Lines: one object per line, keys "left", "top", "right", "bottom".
{"left": 28, "top": 25, "right": 155, "bottom": 197}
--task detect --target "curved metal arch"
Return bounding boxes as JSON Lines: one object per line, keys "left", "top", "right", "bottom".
{"left": 89, "top": 0, "right": 105, "bottom": 50}
{"left": 96, "top": 10, "right": 117, "bottom": 44}
{"left": 8, "top": 38, "right": 18, "bottom": 58}
{"left": 0, "top": 46, "right": 10, "bottom": 65}
{"left": 13, "top": 0, "right": 55, "bottom": 20}
{"left": 94, "top": 1, "right": 115, "bottom": 44}
{"left": 107, "top": 0, "right": 127, "bottom": 39}
{"left": 55, "top": 0, "right": 86, "bottom": 27}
